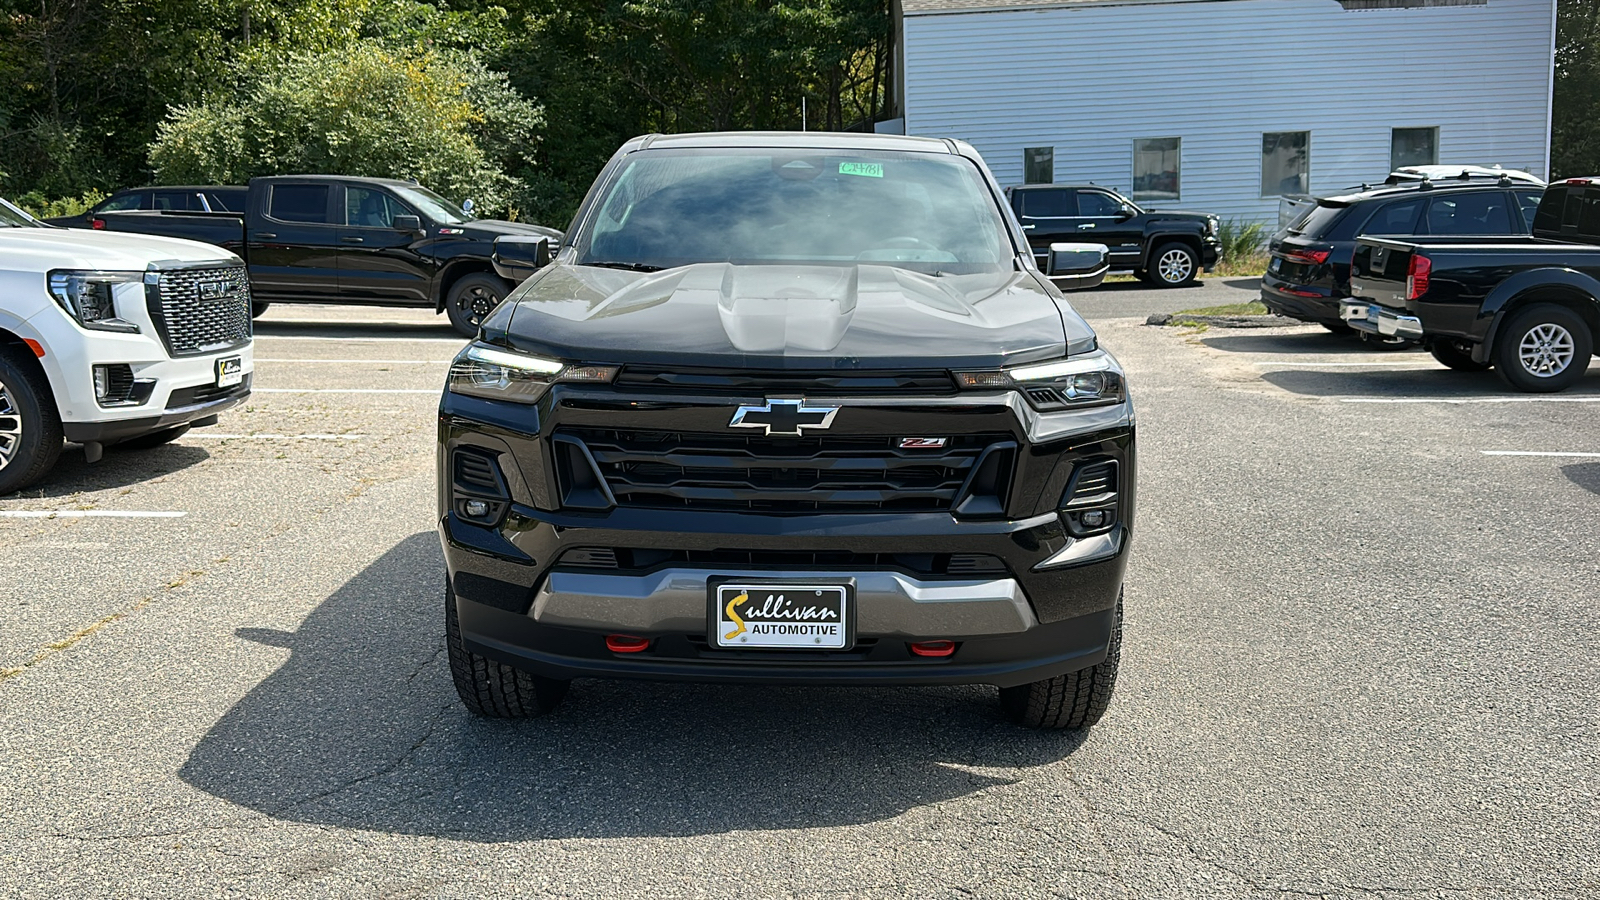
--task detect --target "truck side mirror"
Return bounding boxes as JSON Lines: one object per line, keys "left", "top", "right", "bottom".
{"left": 393, "top": 214, "right": 422, "bottom": 233}
{"left": 1047, "top": 242, "right": 1109, "bottom": 291}
{"left": 491, "top": 235, "right": 553, "bottom": 282}
{"left": 1118, "top": 205, "right": 1137, "bottom": 220}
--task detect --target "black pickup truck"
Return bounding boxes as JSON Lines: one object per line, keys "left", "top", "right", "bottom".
{"left": 1342, "top": 178, "right": 1600, "bottom": 391}
{"left": 439, "top": 132, "right": 1131, "bottom": 729}
{"left": 1006, "top": 184, "right": 1220, "bottom": 287}
{"left": 89, "top": 175, "right": 562, "bottom": 336}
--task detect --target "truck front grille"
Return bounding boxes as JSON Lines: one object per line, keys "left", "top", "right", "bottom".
{"left": 146, "top": 264, "right": 252, "bottom": 358}
{"left": 562, "top": 428, "right": 1008, "bottom": 513}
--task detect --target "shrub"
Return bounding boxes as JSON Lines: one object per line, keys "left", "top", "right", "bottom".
{"left": 12, "top": 189, "right": 108, "bottom": 219}
{"left": 1218, "top": 218, "right": 1268, "bottom": 262}
{"left": 150, "top": 45, "right": 542, "bottom": 219}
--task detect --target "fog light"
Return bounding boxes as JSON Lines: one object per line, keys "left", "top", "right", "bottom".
{"left": 93, "top": 365, "right": 109, "bottom": 400}
{"left": 463, "top": 499, "right": 490, "bottom": 518}
{"left": 1080, "top": 509, "right": 1108, "bottom": 529}
{"left": 605, "top": 634, "right": 650, "bottom": 653}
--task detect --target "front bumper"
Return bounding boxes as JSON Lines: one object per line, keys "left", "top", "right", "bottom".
{"left": 440, "top": 386, "right": 1134, "bottom": 688}
{"left": 1339, "top": 299, "right": 1424, "bottom": 339}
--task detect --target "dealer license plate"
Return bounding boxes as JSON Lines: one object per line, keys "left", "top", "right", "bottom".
{"left": 711, "top": 582, "right": 851, "bottom": 650}
{"left": 215, "top": 356, "right": 243, "bottom": 388}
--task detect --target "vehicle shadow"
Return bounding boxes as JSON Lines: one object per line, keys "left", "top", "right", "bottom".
{"left": 1199, "top": 331, "right": 1405, "bottom": 355}
{"left": 1562, "top": 463, "right": 1600, "bottom": 496}
{"left": 3, "top": 443, "right": 210, "bottom": 499}
{"left": 1221, "top": 278, "right": 1262, "bottom": 291}
{"left": 181, "top": 533, "right": 1088, "bottom": 841}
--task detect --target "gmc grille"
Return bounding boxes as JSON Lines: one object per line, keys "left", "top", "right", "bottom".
{"left": 146, "top": 265, "right": 252, "bottom": 358}
{"left": 561, "top": 428, "right": 1011, "bottom": 513}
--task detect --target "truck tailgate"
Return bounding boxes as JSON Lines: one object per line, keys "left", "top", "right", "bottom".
{"left": 1348, "top": 236, "right": 1418, "bottom": 307}
{"left": 97, "top": 210, "right": 246, "bottom": 253}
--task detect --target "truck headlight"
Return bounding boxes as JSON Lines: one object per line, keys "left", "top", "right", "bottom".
{"left": 47, "top": 270, "right": 142, "bottom": 333}
{"left": 447, "top": 344, "right": 617, "bottom": 404}
{"left": 955, "top": 351, "right": 1127, "bottom": 411}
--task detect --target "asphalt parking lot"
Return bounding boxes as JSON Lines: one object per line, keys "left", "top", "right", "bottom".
{"left": 2, "top": 277, "right": 1596, "bottom": 898}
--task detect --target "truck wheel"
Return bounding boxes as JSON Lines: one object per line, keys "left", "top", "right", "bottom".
{"left": 1148, "top": 243, "right": 1198, "bottom": 287}
{"left": 446, "top": 586, "right": 569, "bottom": 718}
{"left": 116, "top": 424, "right": 192, "bottom": 450}
{"left": 446, "top": 274, "right": 509, "bottom": 338}
{"left": 0, "top": 346, "right": 63, "bottom": 495}
{"left": 999, "top": 588, "right": 1121, "bottom": 729}
{"left": 1491, "top": 303, "right": 1594, "bottom": 393}
{"left": 1428, "top": 341, "right": 1491, "bottom": 372}
{"left": 250, "top": 302, "right": 270, "bottom": 319}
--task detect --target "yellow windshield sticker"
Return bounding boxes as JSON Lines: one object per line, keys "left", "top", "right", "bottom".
{"left": 839, "top": 162, "right": 884, "bottom": 178}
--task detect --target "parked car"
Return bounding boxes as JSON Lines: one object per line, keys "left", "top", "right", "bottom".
{"left": 44, "top": 185, "right": 247, "bottom": 228}
{"left": 439, "top": 131, "right": 1131, "bottom": 729}
{"left": 1341, "top": 177, "right": 1600, "bottom": 392}
{"left": 1275, "top": 166, "right": 1543, "bottom": 232}
{"left": 1262, "top": 174, "right": 1544, "bottom": 340}
{"left": 0, "top": 196, "right": 251, "bottom": 494}
{"left": 86, "top": 175, "right": 564, "bottom": 336}
{"left": 1005, "top": 184, "right": 1220, "bottom": 287}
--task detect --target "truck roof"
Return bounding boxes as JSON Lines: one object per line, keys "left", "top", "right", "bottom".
{"left": 622, "top": 132, "right": 961, "bottom": 154}
{"left": 245, "top": 174, "right": 421, "bottom": 187}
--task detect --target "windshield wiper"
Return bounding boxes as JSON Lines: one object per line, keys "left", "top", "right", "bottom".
{"left": 580, "top": 261, "right": 666, "bottom": 273}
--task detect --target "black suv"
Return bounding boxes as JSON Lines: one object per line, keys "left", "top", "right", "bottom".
{"left": 1006, "top": 184, "right": 1220, "bottom": 287}
{"left": 1262, "top": 176, "right": 1544, "bottom": 332}
{"left": 439, "top": 132, "right": 1134, "bottom": 729}
{"left": 45, "top": 185, "right": 246, "bottom": 228}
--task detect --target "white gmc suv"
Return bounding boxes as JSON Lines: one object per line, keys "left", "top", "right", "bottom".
{"left": 0, "top": 197, "right": 253, "bottom": 494}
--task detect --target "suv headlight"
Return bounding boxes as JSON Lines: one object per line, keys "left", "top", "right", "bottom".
{"left": 47, "top": 270, "right": 142, "bottom": 333}
{"left": 447, "top": 344, "right": 617, "bottom": 404}
{"left": 955, "top": 351, "right": 1126, "bottom": 411}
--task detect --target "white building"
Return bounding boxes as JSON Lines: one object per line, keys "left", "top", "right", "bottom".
{"left": 891, "top": 0, "right": 1555, "bottom": 223}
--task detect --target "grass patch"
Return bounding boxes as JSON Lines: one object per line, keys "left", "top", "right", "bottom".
{"left": 1172, "top": 301, "right": 1270, "bottom": 318}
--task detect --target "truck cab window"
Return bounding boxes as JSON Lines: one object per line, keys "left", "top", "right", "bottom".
{"left": 99, "top": 192, "right": 145, "bottom": 212}
{"left": 1077, "top": 191, "right": 1124, "bottom": 218}
{"left": 269, "top": 185, "right": 331, "bottom": 224}
{"left": 1020, "top": 189, "right": 1075, "bottom": 218}
{"left": 346, "top": 188, "right": 407, "bottom": 228}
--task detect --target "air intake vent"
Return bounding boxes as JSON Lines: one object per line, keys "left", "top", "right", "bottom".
{"left": 561, "top": 548, "right": 620, "bottom": 569}
{"left": 946, "top": 554, "right": 1008, "bottom": 576}
{"left": 455, "top": 452, "right": 500, "bottom": 492}
{"left": 1061, "top": 459, "right": 1119, "bottom": 537}
{"left": 450, "top": 448, "right": 510, "bottom": 525}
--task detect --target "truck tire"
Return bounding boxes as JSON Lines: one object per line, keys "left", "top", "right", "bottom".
{"left": 445, "top": 274, "right": 510, "bottom": 338}
{"left": 250, "top": 302, "right": 271, "bottom": 319}
{"left": 446, "top": 586, "right": 569, "bottom": 718}
{"left": 999, "top": 588, "right": 1121, "bottom": 729}
{"left": 0, "top": 346, "right": 63, "bottom": 495}
{"left": 1491, "top": 303, "right": 1594, "bottom": 393}
{"left": 1428, "top": 341, "right": 1491, "bottom": 372}
{"left": 1147, "top": 242, "right": 1199, "bottom": 287}
{"left": 116, "top": 424, "right": 191, "bottom": 450}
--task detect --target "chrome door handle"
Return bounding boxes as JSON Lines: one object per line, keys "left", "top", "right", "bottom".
{"left": 1022, "top": 224, "right": 1036, "bottom": 230}
{"left": 255, "top": 232, "right": 276, "bottom": 240}
{"left": 1078, "top": 224, "right": 1096, "bottom": 229}
{"left": 341, "top": 236, "right": 365, "bottom": 243}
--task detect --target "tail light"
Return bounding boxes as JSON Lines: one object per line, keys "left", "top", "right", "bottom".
{"left": 1407, "top": 254, "right": 1432, "bottom": 300}
{"left": 1285, "top": 248, "right": 1330, "bottom": 265}
{"left": 90, "top": 218, "right": 106, "bottom": 230}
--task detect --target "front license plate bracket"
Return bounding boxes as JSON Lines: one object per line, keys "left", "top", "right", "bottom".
{"left": 709, "top": 579, "right": 855, "bottom": 651}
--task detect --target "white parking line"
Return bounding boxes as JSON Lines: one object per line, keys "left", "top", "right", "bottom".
{"left": 1253, "top": 360, "right": 1433, "bottom": 367}
{"left": 1481, "top": 450, "right": 1600, "bottom": 458}
{"left": 186, "top": 433, "right": 366, "bottom": 440}
{"left": 254, "top": 359, "right": 452, "bottom": 364}
{"left": 254, "top": 388, "right": 438, "bottom": 395}
{"left": 0, "top": 511, "right": 186, "bottom": 519}
{"left": 1340, "top": 396, "right": 1600, "bottom": 404}
{"left": 253, "top": 335, "right": 464, "bottom": 345}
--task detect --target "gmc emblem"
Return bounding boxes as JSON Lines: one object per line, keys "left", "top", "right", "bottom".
{"left": 197, "top": 279, "right": 239, "bottom": 300}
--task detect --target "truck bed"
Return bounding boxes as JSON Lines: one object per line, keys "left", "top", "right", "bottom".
{"left": 94, "top": 210, "right": 245, "bottom": 254}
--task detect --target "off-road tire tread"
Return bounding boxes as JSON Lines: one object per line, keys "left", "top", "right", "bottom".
{"left": 1000, "top": 590, "right": 1122, "bottom": 729}
{"left": 0, "top": 345, "right": 63, "bottom": 495}
{"left": 445, "top": 587, "right": 567, "bottom": 718}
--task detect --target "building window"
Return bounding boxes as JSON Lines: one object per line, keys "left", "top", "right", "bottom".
{"left": 1024, "top": 147, "right": 1054, "bottom": 184}
{"left": 1261, "top": 132, "right": 1310, "bottom": 197}
{"left": 1132, "top": 137, "right": 1180, "bottom": 201}
{"left": 1391, "top": 128, "right": 1438, "bottom": 171}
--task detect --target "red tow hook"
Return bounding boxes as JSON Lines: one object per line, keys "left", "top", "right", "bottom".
{"left": 909, "top": 640, "right": 957, "bottom": 658}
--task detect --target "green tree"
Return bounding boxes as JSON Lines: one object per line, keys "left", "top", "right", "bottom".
{"left": 149, "top": 44, "right": 542, "bottom": 217}
{"left": 1555, "top": 0, "right": 1600, "bottom": 178}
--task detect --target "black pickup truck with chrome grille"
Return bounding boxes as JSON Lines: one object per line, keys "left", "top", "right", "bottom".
{"left": 437, "top": 132, "right": 1133, "bottom": 729}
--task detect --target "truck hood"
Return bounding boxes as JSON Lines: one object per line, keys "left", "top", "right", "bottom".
{"left": 496, "top": 262, "right": 1091, "bottom": 369}
{"left": 462, "top": 220, "right": 564, "bottom": 244}
{"left": 0, "top": 226, "right": 240, "bottom": 270}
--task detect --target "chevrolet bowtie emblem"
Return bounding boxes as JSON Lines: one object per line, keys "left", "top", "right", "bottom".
{"left": 728, "top": 399, "right": 839, "bottom": 436}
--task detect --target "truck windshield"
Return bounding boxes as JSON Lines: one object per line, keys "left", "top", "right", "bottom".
{"left": 575, "top": 148, "right": 1015, "bottom": 275}
{"left": 391, "top": 185, "right": 471, "bottom": 225}
{"left": 0, "top": 198, "right": 41, "bottom": 227}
